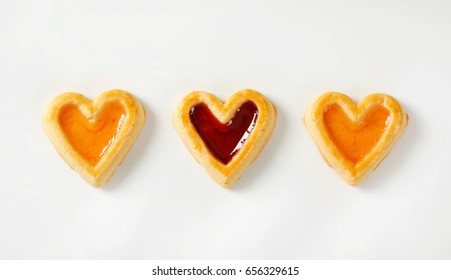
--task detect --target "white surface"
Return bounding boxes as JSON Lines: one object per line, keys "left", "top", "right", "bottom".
{"left": 0, "top": 0, "right": 450, "bottom": 259}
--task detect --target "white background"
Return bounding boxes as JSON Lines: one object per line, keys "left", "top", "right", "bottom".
{"left": 0, "top": 0, "right": 450, "bottom": 259}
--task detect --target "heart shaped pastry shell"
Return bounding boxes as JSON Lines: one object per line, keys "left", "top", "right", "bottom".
{"left": 43, "top": 90, "right": 145, "bottom": 187}
{"left": 304, "top": 92, "right": 408, "bottom": 186}
{"left": 173, "top": 89, "right": 277, "bottom": 187}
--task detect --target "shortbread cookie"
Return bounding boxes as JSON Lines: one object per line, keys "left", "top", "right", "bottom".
{"left": 43, "top": 89, "right": 145, "bottom": 187}
{"left": 173, "top": 89, "right": 277, "bottom": 187}
{"left": 304, "top": 92, "right": 408, "bottom": 186}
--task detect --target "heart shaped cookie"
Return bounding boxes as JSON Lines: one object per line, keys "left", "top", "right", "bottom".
{"left": 43, "top": 89, "right": 146, "bottom": 187}
{"left": 304, "top": 92, "right": 408, "bottom": 186}
{"left": 173, "top": 89, "right": 277, "bottom": 187}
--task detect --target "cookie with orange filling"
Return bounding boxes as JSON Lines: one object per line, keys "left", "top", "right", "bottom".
{"left": 304, "top": 92, "right": 408, "bottom": 186}
{"left": 43, "top": 89, "right": 145, "bottom": 187}
{"left": 173, "top": 89, "right": 277, "bottom": 187}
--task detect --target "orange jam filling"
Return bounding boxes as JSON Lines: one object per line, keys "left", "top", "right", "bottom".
{"left": 323, "top": 103, "right": 390, "bottom": 164}
{"left": 58, "top": 102, "right": 126, "bottom": 166}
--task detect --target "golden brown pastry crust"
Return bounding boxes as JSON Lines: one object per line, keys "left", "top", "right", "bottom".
{"left": 173, "top": 89, "right": 277, "bottom": 187}
{"left": 43, "top": 89, "right": 146, "bottom": 187}
{"left": 304, "top": 92, "right": 408, "bottom": 186}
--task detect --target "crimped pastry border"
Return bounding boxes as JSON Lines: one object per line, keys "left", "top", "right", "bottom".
{"left": 304, "top": 92, "right": 408, "bottom": 186}
{"left": 43, "top": 89, "right": 146, "bottom": 187}
{"left": 173, "top": 89, "right": 277, "bottom": 187}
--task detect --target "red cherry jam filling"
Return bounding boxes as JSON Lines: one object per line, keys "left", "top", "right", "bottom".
{"left": 189, "top": 101, "right": 259, "bottom": 165}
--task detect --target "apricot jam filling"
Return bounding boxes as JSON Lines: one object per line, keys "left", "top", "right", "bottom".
{"left": 323, "top": 103, "right": 390, "bottom": 164}
{"left": 189, "top": 101, "right": 259, "bottom": 165}
{"left": 58, "top": 102, "right": 126, "bottom": 166}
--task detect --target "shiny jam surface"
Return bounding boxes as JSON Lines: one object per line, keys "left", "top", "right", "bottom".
{"left": 323, "top": 103, "right": 390, "bottom": 164}
{"left": 58, "top": 102, "right": 126, "bottom": 166}
{"left": 189, "top": 101, "right": 259, "bottom": 165}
